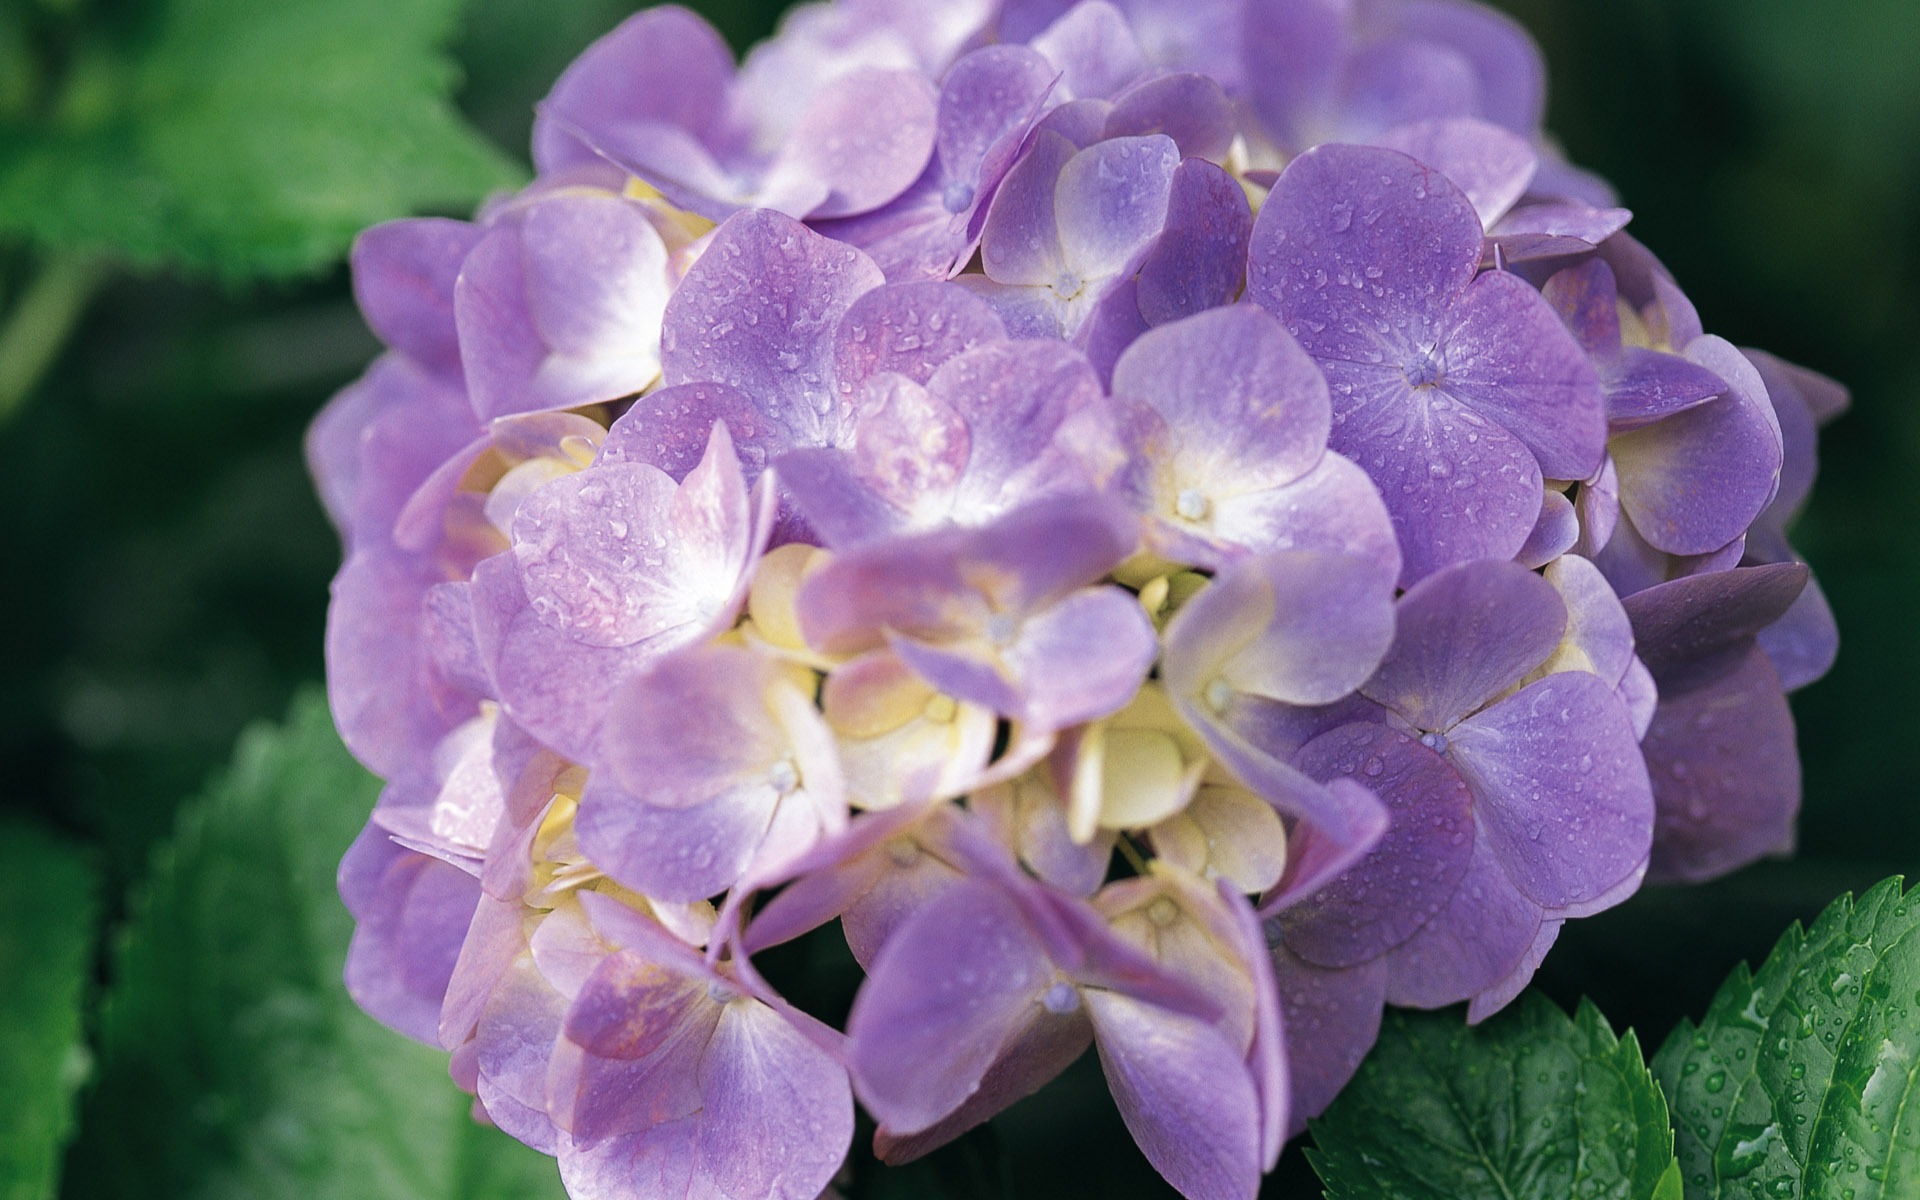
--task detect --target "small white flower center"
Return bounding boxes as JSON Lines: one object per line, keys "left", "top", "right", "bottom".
{"left": 768, "top": 758, "right": 801, "bottom": 795}
{"left": 1174, "top": 488, "right": 1211, "bottom": 522}
{"left": 1204, "top": 678, "right": 1235, "bottom": 714}
{"left": 1042, "top": 981, "right": 1080, "bottom": 1014}
{"left": 1419, "top": 730, "right": 1449, "bottom": 754}
{"left": 985, "top": 612, "right": 1020, "bottom": 647}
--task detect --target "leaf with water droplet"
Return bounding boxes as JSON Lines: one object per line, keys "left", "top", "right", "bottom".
{"left": 1310, "top": 993, "right": 1677, "bottom": 1199}
{"left": 1653, "top": 876, "right": 1920, "bottom": 1200}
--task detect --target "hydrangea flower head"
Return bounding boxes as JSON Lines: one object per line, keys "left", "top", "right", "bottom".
{"left": 312, "top": 3, "right": 1844, "bottom": 1197}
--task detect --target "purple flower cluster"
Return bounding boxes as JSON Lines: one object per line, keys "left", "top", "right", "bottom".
{"left": 310, "top": 2, "right": 1845, "bottom": 1197}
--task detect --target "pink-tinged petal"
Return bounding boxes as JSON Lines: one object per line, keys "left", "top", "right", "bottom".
{"left": 833, "top": 281, "right": 1007, "bottom": 391}
{"left": 660, "top": 210, "right": 884, "bottom": 440}
{"left": 1054, "top": 134, "right": 1180, "bottom": 280}
{"left": 1644, "top": 646, "right": 1798, "bottom": 884}
{"left": 980, "top": 130, "right": 1079, "bottom": 286}
{"left": 1249, "top": 143, "right": 1480, "bottom": 365}
{"left": 1113, "top": 304, "right": 1330, "bottom": 487}
{"left": 765, "top": 69, "right": 938, "bottom": 219}
{"left": 1622, "top": 562, "right": 1808, "bottom": 689}
{"left": 555, "top": 952, "right": 712, "bottom": 1145}
{"left": 975, "top": 773, "right": 1115, "bottom": 897}
{"left": 1220, "top": 883, "right": 1287, "bottom": 1168}
{"left": 1320, "top": 371, "right": 1545, "bottom": 584}
{"left": 935, "top": 46, "right": 1056, "bottom": 199}
{"left": 555, "top": 1121, "right": 714, "bottom": 1200}
{"left": 1381, "top": 827, "right": 1542, "bottom": 1008}
{"left": 847, "top": 879, "right": 1056, "bottom": 1133}
{"left": 352, "top": 218, "right": 482, "bottom": 377}
{"left": 1135, "top": 158, "right": 1252, "bottom": 327}
{"left": 1515, "top": 488, "right": 1577, "bottom": 569}
{"left": 532, "top": 6, "right": 736, "bottom": 176}
{"left": 597, "top": 644, "right": 799, "bottom": 809}
{"left": 1087, "top": 990, "right": 1262, "bottom": 1200}
{"left": 934, "top": 340, "right": 1113, "bottom": 514}
{"left": 1437, "top": 269, "right": 1606, "bottom": 480}
{"left": 840, "top": 847, "right": 970, "bottom": 969}
{"left": 696, "top": 1000, "right": 853, "bottom": 1200}
{"left": 1612, "top": 339, "right": 1784, "bottom": 556}
{"left": 601, "top": 380, "right": 785, "bottom": 483}
{"left": 1282, "top": 723, "right": 1474, "bottom": 968}
{"left": 474, "top": 955, "right": 570, "bottom": 1132}
{"left": 510, "top": 463, "right": 682, "bottom": 648}
{"left": 1165, "top": 549, "right": 1396, "bottom": 708}
{"left": 1448, "top": 672, "right": 1653, "bottom": 909}
{"left": 441, "top": 895, "right": 524, "bottom": 1049}
{"left": 1363, "top": 558, "right": 1567, "bottom": 731}
{"left": 1267, "top": 943, "right": 1387, "bottom": 1135}
{"left": 1374, "top": 117, "right": 1536, "bottom": 228}
{"left": 1106, "top": 73, "right": 1235, "bottom": 160}
{"left": 327, "top": 549, "right": 474, "bottom": 777}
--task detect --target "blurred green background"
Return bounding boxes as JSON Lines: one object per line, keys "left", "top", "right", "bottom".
{"left": 1, "top": 0, "right": 1914, "bottom": 1196}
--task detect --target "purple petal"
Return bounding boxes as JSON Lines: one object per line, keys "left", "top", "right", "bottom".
{"left": 833, "top": 281, "right": 1007, "bottom": 391}
{"left": 1516, "top": 488, "right": 1578, "bottom": 569}
{"left": 1388, "top": 0, "right": 1546, "bottom": 132}
{"left": 1282, "top": 723, "right": 1475, "bottom": 968}
{"left": 1622, "top": 561, "right": 1808, "bottom": 689}
{"left": 767, "top": 69, "right": 938, "bottom": 218}
{"left": 1031, "top": 0, "right": 1149, "bottom": 99}
{"left": 874, "top": 1006, "right": 1090, "bottom": 1163}
{"left": 1135, "top": 158, "right": 1253, "bottom": 327}
{"left": 1644, "top": 646, "right": 1798, "bottom": 883}
{"left": 847, "top": 879, "right": 1056, "bottom": 1133}
{"left": 1267, "top": 943, "right": 1386, "bottom": 1134}
{"left": 1088, "top": 991, "right": 1262, "bottom": 1200}
{"left": 1053, "top": 134, "right": 1180, "bottom": 280}
{"left": 1380, "top": 826, "right": 1542, "bottom": 1008}
{"left": 1362, "top": 559, "right": 1567, "bottom": 731}
{"left": 660, "top": 210, "right": 884, "bottom": 443}
{"left": 1106, "top": 73, "right": 1235, "bottom": 160}
{"left": 1447, "top": 671, "right": 1653, "bottom": 910}
{"left": 1374, "top": 117, "right": 1536, "bottom": 227}
{"left": 696, "top": 1000, "right": 853, "bottom": 1200}
{"left": 352, "top": 218, "right": 482, "bottom": 377}
{"left": 979, "top": 130, "right": 1079, "bottom": 285}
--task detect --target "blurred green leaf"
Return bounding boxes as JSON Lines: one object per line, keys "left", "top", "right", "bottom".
{"left": 0, "top": 0, "right": 519, "bottom": 280}
{"left": 65, "top": 691, "right": 567, "bottom": 1200}
{"left": 0, "top": 820, "right": 96, "bottom": 1200}
{"left": 1652, "top": 877, "right": 1919, "bottom": 1200}
{"left": 1310, "top": 993, "right": 1676, "bottom": 1200}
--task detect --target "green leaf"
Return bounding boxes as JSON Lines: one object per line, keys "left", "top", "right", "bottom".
{"left": 0, "top": 820, "right": 97, "bottom": 1200}
{"left": 1309, "top": 993, "right": 1679, "bottom": 1200}
{"left": 0, "top": 0, "right": 519, "bottom": 280}
{"left": 1652, "top": 876, "right": 1920, "bottom": 1200}
{"left": 66, "top": 690, "right": 568, "bottom": 1200}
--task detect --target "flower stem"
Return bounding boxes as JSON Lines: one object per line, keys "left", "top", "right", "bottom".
{"left": 0, "top": 252, "right": 107, "bottom": 428}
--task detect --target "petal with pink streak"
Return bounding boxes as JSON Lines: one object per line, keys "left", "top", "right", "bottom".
{"left": 696, "top": 999, "right": 853, "bottom": 1200}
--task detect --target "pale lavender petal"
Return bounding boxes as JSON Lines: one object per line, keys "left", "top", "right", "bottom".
{"left": 1088, "top": 990, "right": 1262, "bottom": 1200}
{"left": 1390, "top": 0, "right": 1546, "bottom": 132}
{"left": 577, "top": 774, "right": 775, "bottom": 903}
{"left": 1644, "top": 646, "right": 1798, "bottom": 883}
{"left": 1202, "top": 451, "right": 1402, "bottom": 581}
{"left": 1339, "top": 38, "right": 1478, "bottom": 141}
{"left": 833, "top": 280, "right": 1007, "bottom": 390}
{"left": 1281, "top": 723, "right": 1475, "bottom": 967}
{"left": 765, "top": 69, "right": 938, "bottom": 219}
{"left": 1112, "top": 304, "right": 1330, "bottom": 488}
{"left": 874, "top": 1007, "right": 1090, "bottom": 1163}
{"left": 1362, "top": 559, "right": 1567, "bottom": 731}
{"left": 1488, "top": 203, "right": 1632, "bottom": 262}
{"left": 1448, "top": 671, "right": 1653, "bottom": 909}
{"left": 1031, "top": 0, "right": 1149, "bottom": 99}
{"left": 979, "top": 130, "right": 1078, "bottom": 285}
{"left": 1374, "top": 117, "right": 1535, "bottom": 227}
{"left": 352, "top": 218, "right": 481, "bottom": 377}
{"left": 342, "top": 839, "right": 477, "bottom": 1043}
{"left": 847, "top": 879, "right": 1055, "bottom": 1133}
{"left": 1054, "top": 134, "right": 1180, "bottom": 281}
{"left": 660, "top": 210, "right": 884, "bottom": 443}
{"left": 696, "top": 1000, "right": 853, "bottom": 1200}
